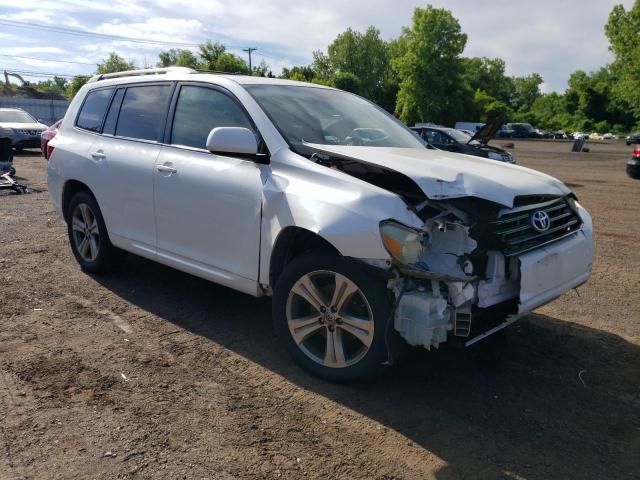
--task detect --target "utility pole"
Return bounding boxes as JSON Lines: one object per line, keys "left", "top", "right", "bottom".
{"left": 242, "top": 47, "right": 257, "bottom": 75}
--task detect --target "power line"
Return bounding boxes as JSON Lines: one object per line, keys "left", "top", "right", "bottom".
{"left": 0, "top": 19, "right": 202, "bottom": 48}
{"left": 0, "top": 19, "right": 284, "bottom": 62}
{"left": 0, "top": 67, "right": 86, "bottom": 79}
{"left": 0, "top": 53, "right": 96, "bottom": 66}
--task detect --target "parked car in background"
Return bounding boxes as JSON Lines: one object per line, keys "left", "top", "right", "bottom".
{"left": 551, "top": 130, "right": 568, "bottom": 139}
{"left": 496, "top": 124, "right": 516, "bottom": 138}
{"left": 454, "top": 121, "right": 485, "bottom": 133}
{"left": 0, "top": 108, "right": 48, "bottom": 150}
{"left": 505, "top": 123, "right": 541, "bottom": 138}
{"left": 0, "top": 134, "right": 15, "bottom": 176}
{"left": 573, "top": 132, "right": 589, "bottom": 140}
{"left": 603, "top": 132, "right": 618, "bottom": 140}
{"left": 41, "top": 120, "right": 62, "bottom": 160}
{"left": 627, "top": 147, "right": 640, "bottom": 179}
{"left": 47, "top": 67, "right": 593, "bottom": 382}
{"left": 589, "top": 132, "right": 604, "bottom": 141}
{"left": 626, "top": 132, "right": 640, "bottom": 145}
{"left": 535, "top": 128, "right": 551, "bottom": 138}
{"left": 411, "top": 122, "right": 515, "bottom": 163}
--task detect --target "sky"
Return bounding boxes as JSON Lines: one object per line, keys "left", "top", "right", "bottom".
{"left": 0, "top": 0, "right": 635, "bottom": 92}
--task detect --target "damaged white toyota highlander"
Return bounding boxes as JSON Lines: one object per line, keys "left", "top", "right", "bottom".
{"left": 48, "top": 68, "right": 593, "bottom": 382}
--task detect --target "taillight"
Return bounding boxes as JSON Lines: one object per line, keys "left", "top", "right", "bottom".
{"left": 634, "top": 147, "right": 640, "bottom": 159}
{"left": 46, "top": 142, "right": 55, "bottom": 161}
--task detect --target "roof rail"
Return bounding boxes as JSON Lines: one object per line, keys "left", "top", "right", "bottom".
{"left": 87, "top": 66, "right": 197, "bottom": 83}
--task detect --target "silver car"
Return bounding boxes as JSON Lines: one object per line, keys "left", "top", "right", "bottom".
{"left": 0, "top": 108, "right": 48, "bottom": 150}
{"left": 47, "top": 68, "right": 593, "bottom": 382}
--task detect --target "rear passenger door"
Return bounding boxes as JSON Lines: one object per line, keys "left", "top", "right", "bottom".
{"left": 153, "top": 83, "right": 264, "bottom": 290}
{"left": 91, "top": 83, "right": 174, "bottom": 255}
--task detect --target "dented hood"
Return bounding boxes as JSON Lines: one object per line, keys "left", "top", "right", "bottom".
{"left": 306, "top": 144, "right": 570, "bottom": 208}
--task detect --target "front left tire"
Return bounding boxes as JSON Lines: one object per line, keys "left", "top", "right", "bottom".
{"left": 273, "top": 253, "right": 393, "bottom": 382}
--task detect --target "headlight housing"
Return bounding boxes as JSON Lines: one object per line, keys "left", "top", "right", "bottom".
{"left": 487, "top": 151, "right": 503, "bottom": 161}
{"left": 379, "top": 221, "right": 424, "bottom": 265}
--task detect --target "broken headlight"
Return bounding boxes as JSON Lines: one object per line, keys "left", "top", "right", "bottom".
{"left": 379, "top": 221, "right": 424, "bottom": 265}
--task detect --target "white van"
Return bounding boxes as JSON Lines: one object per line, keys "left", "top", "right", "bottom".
{"left": 48, "top": 68, "right": 593, "bottom": 381}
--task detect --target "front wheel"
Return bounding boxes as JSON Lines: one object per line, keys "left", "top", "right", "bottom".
{"left": 273, "top": 253, "right": 393, "bottom": 382}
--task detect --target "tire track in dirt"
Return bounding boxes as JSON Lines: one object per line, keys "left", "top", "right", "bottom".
{"left": 0, "top": 368, "right": 36, "bottom": 476}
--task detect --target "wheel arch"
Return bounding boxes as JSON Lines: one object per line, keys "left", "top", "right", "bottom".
{"left": 269, "top": 226, "right": 340, "bottom": 289}
{"left": 62, "top": 179, "right": 93, "bottom": 223}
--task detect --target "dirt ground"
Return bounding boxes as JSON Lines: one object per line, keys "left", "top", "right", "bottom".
{"left": 1, "top": 140, "right": 639, "bottom": 480}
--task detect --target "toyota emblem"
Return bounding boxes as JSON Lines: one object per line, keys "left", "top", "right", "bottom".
{"left": 531, "top": 210, "right": 551, "bottom": 232}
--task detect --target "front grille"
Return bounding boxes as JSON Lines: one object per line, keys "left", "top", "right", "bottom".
{"left": 489, "top": 197, "right": 582, "bottom": 256}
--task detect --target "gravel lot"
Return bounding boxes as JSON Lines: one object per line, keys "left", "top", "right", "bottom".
{"left": 1, "top": 140, "right": 639, "bottom": 479}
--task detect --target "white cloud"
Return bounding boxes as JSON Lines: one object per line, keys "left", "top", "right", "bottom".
{"left": 0, "top": 0, "right": 636, "bottom": 89}
{"left": 1, "top": 46, "right": 68, "bottom": 55}
{"left": 2, "top": 8, "right": 86, "bottom": 28}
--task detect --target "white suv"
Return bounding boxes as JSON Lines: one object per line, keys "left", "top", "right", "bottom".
{"left": 48, "top": 67, "right": 593, "bottom": 382}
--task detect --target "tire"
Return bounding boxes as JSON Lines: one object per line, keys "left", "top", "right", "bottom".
{"left": 66, "top": 190, "right": 124, "bottom": 273}
{"left": 273, "top": 253, "right": 393, "bottom": 382}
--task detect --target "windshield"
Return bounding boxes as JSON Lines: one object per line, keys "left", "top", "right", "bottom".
{"left": 245, "top": 85, "right": 423, "bottom": 149}
{"left": 0, "top": 110, "right": 36, "bottom": 123}
{"left": 442, "top": 128, "right": 472, "bottom": 143}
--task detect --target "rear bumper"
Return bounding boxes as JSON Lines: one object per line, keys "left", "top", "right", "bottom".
{"left": 626, "top": 159, "right": 640, "bottom": 179}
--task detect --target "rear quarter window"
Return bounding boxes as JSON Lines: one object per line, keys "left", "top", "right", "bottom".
{"left": 115, "top": 85, "right": 172, "bottom": 142}
{"left": 76, "top": 88, "right": 114, "bottom": 132}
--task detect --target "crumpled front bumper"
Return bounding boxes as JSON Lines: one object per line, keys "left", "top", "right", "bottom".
{"left": 392, "top": 203, "right": 593, "bottom": 349}
{"left": 10, "top": 131, "right": 43, "bottom": 148}
{"left": 518, "top": 228, "right": 592, "bottom": 313}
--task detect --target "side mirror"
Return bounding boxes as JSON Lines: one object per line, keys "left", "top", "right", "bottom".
{"left": 206, "top": 127, "right": 258, "bottom": 156}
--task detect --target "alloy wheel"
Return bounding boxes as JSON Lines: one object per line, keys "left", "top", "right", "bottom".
{"left": 71, "top": 203, "right": 100, "bottom": 262}
{"left": 286, "top": 270, "right": 374, "bottom": 368}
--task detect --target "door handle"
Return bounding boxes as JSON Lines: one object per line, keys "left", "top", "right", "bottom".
{"left": 156, "top": 164, "right": 177, "bottom": 174}
{"left": 91, "top": 151, "right": 106, "bottom": 160}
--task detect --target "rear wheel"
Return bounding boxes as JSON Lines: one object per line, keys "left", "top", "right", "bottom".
{"left": 67, "top": 191, "right": 124, "bottom": 273}
{"left": 273, "top": 253, "right": 392, "bottom": 382}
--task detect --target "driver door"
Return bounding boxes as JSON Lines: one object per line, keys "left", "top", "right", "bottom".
{"left": 153, "top": 83, "right": 264, "bottom": 290}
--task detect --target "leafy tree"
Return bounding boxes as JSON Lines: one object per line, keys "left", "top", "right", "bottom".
{"left": 311, "top": 50, "right": 333, "bottom": 80}
{"left": 66, "top": 76, "right": 90, "bottom": 99}
{"left": 330, "top": 72, "right": 362, "bottom": 94}
{"left": 605, "top": 1, "right": 640, "bottom": 124}
{"left": 326, "top": 26, "right": 389, "bottom": 102}
{"left": 472, "top": 89, "right": 512, "bottom": 121}
{"left": 253, "top": 60, "right": 274, "bottom": 77}
{"left": 510, "top": 73, "right": 543, "bottom": 112}
{"left": 198, "top": 41, "right": 248, "bottom": 73}
{"left": 35, "top": 76, "right": 69, "bottom": 97}
{"left": 393, "top": 6, "right": 468, "bottom": 125}
{"left": 461, "top": 57, "right": 513, "bottom": 104}
{"left": 157, "top": 49, "right": 199, "bottom": 68}
{"left": 281, "top": 65, "right": 315, "bottom": 81}
{"left": 96, "top": 52, "right": 135, "bottom": 74}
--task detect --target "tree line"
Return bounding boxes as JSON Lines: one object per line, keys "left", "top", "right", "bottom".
{"left": 12, "top": 1, "right": 640, "bottom": 133}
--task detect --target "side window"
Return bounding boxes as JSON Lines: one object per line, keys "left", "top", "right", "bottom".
{"left": 171, "top": 86, "right": 252, "bottom": 149}
{"left": 424, "top": 130, "right": 441, "bottom": 144}
{"left": 102, "top": 89, "right": 125, "bottom": 136}
{"left": 76, "top": 88, "right": 114, "bottom": 133}
{"left": 115, "top": 85, "right": 172, "bottom": 142}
